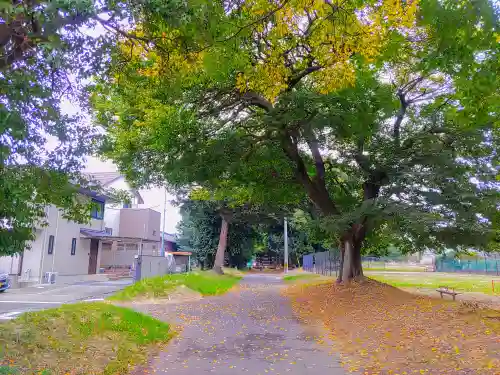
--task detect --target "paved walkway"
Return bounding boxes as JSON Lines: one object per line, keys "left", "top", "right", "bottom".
{"left": 133, "top": 274, "right": 348, "bottom": 375}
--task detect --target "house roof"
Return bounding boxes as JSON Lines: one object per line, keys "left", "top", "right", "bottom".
{"left": 162, "top": 232, "right": 177, "bottom": 243}
{"left": 169, "top": 251, "right": 192, "bottom": 256}
{"left": 80, "top": 228, "right": 160, "bottom": 243}
{"left": 85, "top": 172, "right": 144, "bottom": 204}
{"left": 87, "top": 171, "right": 122, "bottom": 186}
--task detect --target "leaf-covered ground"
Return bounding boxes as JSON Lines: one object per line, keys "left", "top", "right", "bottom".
{"left": 129, "top": 274, "right": 348, "bottom": 374}
{"left": 285, "top": 279, "right": 500, "bottom": 375}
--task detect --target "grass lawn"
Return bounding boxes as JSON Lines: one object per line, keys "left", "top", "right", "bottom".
{"left": 285, "top": 279, "right": 500, "bottom": 375}
{"left": 367, "top": 271, "right": 500, "bottom": 295}
{"left": 109, "top": 271, "right": 241, "bottom": 301}
{"left": 362, "top": 261, "right": 428, "bottom": 272}
{"left": 283, "top": 274, "right": 321, "bottom": 282}
{"left": 0, "top": 302, "right": 172, "bottom": 375}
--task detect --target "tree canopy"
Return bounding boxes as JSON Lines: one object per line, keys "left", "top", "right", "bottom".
{"left": 0, "top": 0, "right": 159, "bottom": 255}
{"left": 0, "top": 0, "right": 105, "bottom": 255}
{"left": 177, "top": 199, "right": 260, "bottom": 269}
{"left": 93, "top": 0, "right": 499, "bottom": 281}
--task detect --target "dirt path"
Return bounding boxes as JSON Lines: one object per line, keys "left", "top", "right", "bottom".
{"left": 132, "top": 274, "right": 348, "bottom": 375}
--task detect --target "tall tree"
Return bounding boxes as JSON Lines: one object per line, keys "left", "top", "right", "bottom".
{"left": 177, "top": 199, "right": 260, "bottom": 269}
{"left": 0, "top": 0, "right": 167, "bottom": 255}
{"left": 188, "top": 187, "right": 297, "bottom": 273}
{"left": 93, "top": 0, "right": 499, "bottom": 282}
{"left": 0, "top": 0, "right": 107, "bottom": 255}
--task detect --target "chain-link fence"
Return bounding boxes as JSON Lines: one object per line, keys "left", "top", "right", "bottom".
{"left": 436, "top": 257, "right": 500, "bottom": 275}
{"left": 302, "top": 249, "right": 341, "bottom": 277}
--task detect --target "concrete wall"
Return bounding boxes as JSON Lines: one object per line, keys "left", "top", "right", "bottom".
{"left": 100, "top": 242, "right": 137, "bottom": 268}
{"left": 100, "top": 241, "right": 160, "bottom": 268}
{"left": 118, "top": 208, "right": 161, "bottom": 241}
{"left": 0, "top": 254, "right": 20, "bottom": 275}
{"left": 140, "top": 255, "right": 174, "bottom": 279}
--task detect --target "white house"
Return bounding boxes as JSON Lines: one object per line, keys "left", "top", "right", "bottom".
{"left": 0, "top": 189, "right": 109, "bottom": 283}
{"left": 0, "top": 174, "right": 161, "bottom": 285}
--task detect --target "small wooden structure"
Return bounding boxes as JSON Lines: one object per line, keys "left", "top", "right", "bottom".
{"left": 436, "top": 286, "right": 461, "bottom": 301}
{"left": 170, "top": 251, "right": 192, "bottom": 272}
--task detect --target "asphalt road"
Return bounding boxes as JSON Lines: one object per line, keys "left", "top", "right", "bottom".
{"left": 0, "top": 279, "right": 131, "bottom": 319}
{"left": 131, "top": 274, "right": 348, "bottom": 375}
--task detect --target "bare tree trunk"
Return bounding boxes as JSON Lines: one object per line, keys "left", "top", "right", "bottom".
{"left": 213, "top": 215, "right": 229, "bottom": 274}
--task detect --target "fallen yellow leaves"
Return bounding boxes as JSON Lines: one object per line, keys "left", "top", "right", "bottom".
{"left": 284, "top": 279, "right": 500, "bottom": 375}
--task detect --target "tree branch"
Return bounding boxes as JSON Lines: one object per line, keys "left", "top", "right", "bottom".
{"left": 281, "top": 133, "right": 339, "bottom": 215}
{"left": 241, "top": 91, "right": 273, "bottom": 111}
{"left": 287, "top": 65, "right": 322, "bottom": 89}
{"left": 393, "top": 90, "right": 408, "bottom": 148}
{"left": 354, "top": 139, "right": 372, "bottom": 173}
{"left": 302, "top": 127, "right": 325, "bottom": 181}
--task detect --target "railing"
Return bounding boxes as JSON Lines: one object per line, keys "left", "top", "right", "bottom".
{"left": 302, "top": 249, "right": 341, "bottom": 277}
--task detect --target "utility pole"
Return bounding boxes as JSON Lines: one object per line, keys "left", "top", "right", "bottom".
{"left": 161, "top": 187, "right": 167, "bottom": 256}
{"left": 284, "top": 217, "right": 289, "bottom": 273}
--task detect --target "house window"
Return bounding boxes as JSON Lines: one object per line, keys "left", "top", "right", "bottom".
{"left": 152, "top": 230, "right": 156, "bottom": 236}
{"left": 102, "top": 243, "right": 112, "bottom": 251}
{"left": 90, "top": 199, "right": 105, "bottom": 219}
{"left": 70, "top": 238, "right": 77, "bottom": 255}
{"left": 127, "top": 244, "right": 138, "bottom": 252}
{"left": 48, "top": 235, "right": 54, "bottom": 254}
{"left": 105, "top": 227, "right": 113, "bottom": 235}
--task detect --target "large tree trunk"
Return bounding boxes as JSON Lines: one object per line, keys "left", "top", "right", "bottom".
{"left": 339, "top": 224, "right": 366, "bottom": 283}
{"left": 337, "top": 239, "right": 345, "bottom": 283}
{"left": 213, "top": 215, "right": 229, "bottom": 274}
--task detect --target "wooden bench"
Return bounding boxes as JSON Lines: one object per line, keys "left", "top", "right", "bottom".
{"left": 436, "top": 286, "right": 461, "bottom": 301}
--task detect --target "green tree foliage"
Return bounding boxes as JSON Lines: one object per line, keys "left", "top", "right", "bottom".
{"left": 0, "top": 0, "right": 152, "bottom": 255}
{"left": 265, "top": 224, "right": 314, "bottom": 267}
{"left": 0, "top": 0, "right": 104, "bottom": 255}
{"left": 93, "top": 0, "right": 499, "bottom": 282}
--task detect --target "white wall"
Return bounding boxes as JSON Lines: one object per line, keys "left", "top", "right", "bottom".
{"left": 20, "top": 229, "right": 45, "bottom": 280}
{"left": 27, "top": 205, "right": 104, "bottom": 279}
{"left": 0, "top": 254, "right": 20, "bottom": 275}
{"left": 103, "top": 203, "right": 121, "bottom": 236}
{"left": 106, "top": 176, "right": 141, "bottom": 205}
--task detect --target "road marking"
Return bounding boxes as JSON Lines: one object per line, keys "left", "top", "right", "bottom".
{"left": 0, "top": 311, "right": 23, "bottom": 320}
{"left": 0, "top": 300, "right": 62, "bottom": 304}
{"left": 82, "top": 298, "right": 104, "bottom": 302}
